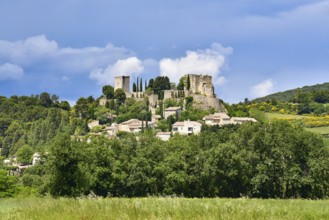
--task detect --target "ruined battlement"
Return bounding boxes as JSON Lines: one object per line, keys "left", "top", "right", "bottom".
{"left": 188, "top": 74, "right": 215, "bottom": 98}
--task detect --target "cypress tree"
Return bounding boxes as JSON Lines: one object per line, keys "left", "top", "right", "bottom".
{"left": 140, "top": 77, "right": 143, "bottom": 92}
{"left": 133, "top": 83, "right": 137, "bottom": 92}
{"left": 137, "top": 77, "right": 139, "bottom": 92}
{"left": 187, "top": 74, "right": 191, "bottom": 90}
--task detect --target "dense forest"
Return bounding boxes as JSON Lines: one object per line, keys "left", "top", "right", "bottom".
{"left": 1, "top": 78, "right": 329, "bottom": 199}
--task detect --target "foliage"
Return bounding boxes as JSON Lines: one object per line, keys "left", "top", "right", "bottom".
{"left": 16, "top": 145, "right": 34, "bottom": 165}
{"left": 23, "top": 121, "right": 326, "bottom": 199}
{"left": 254, "top": 82, "right": 329, "bottom": 103}
{"left": 148, "top": 76, "right": 171, "bottom": 98}
{"left": 179, "top": 108, "right": 214, "bottom": 121}
{"left": 114, "top": 89, "right": 126, "bottom": 104}
{"left": 46, "top": 134, "right": 88, "bottom": 197}
{"left": 0, "top": 169, "right": 18, "bottom": 198}
{"left": 116, "top": 98, "right": 151, "bottom": 123}
{"left": 177, "top": 75, "right": 186, "bottom": 90}
{"left": 186, "top": 74, "right": 190, "bottom": 90}
{"left": 102, "top": 85, "right": 114, "bottom": 99}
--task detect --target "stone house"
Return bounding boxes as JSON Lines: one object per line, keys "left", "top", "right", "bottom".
{"left": 230, "top": 117, "right": 257, "bottom": 124}
{"left": 88, "top": 120, "right": 100, "bottom": 129}
{"left": 172, "top": 120, "right": 202, "bottom": 135}
{"left": 203, "top": 112, "right": 231, "bottom": 126}
{"left": 164, "top": 107, "right": 182, "bottom": 119}
{"left": 118, "top": 119, "right": 157, "bottom": 133}
{"left": 32, "top": 153, "right": 41, "bottom": 166}
{"left": 104, "top": 123, "right": 119, "bottom": 137}
{"left": 156, "top": 132, "right": 172, "bottom": 141}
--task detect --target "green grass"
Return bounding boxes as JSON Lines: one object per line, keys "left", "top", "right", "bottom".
{"left": 305, "top": 126, "right": 329, "bottom": 135}
{"left": 1, "top": 197, "right": 329, "bottom": 220}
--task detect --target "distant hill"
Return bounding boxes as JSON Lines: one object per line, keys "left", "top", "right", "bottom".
{"left": 253, "top": 82, "right": 329, "bottom": 102}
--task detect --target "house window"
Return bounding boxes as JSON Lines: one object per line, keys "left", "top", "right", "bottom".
{"left": 188, "top": 127, "right": 193, "bottom": 131}
{"left": 173, "top": 127, "right": 178, "bottom": 131}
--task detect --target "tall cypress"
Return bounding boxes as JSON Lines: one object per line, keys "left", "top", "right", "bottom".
{"left": 137, "top": 77, "right": 139, "bottom": 92}
{"left": 187, "top": 74, "right": 191, "bottom": 90}
{"left": 133, "top": 83, "right": 137, "bottom": 92}
{"left": 140, "top": 77, "right": 143, "bottom": 92}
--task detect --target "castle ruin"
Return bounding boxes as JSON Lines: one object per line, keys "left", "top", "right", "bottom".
{"left": 107, "top": 74, "right": 225, "bottom": 112}
{"left": 189, "top": 74, "right": 215, "bottom": 97}
{"left": 114, "top": 76, "right": 130, "bottom": 94}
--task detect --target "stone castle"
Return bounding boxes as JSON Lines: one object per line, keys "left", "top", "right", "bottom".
{"left": 103, "top": 74, "right": 226, "bottom": 112}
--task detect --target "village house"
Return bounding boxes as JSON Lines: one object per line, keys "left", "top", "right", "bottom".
{"left": 230, "top": 117, "right": 257, "bottom": 124}
{"left": 172, "top": 120, "right": 202, "bottom": 135}
{"left": 88, "top": 120, "right": 100, "bottom": 129}
{"left": 203, "top": 112, "right": 257, "bottom": 126}
{"left": 164, "top": 107, "right": 182, "bottom": 119}
{"left": 32, "top": 153, "right": 41, "bottom": 166}
{"left": 104, "top": 123, "right": 119, "bottom": 137}
{"left": 156, "top": 132, "right": 172, "bottom": 141}
{"left": 203, "top": 112, "right": 231, "bottom": 126}
{"left": 118, "top": 119, "right": 157, "bottom": 133}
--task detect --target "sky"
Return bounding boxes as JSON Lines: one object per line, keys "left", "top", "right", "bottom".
{"left": 0, "top": 0, "right": 329, "bottom": 104}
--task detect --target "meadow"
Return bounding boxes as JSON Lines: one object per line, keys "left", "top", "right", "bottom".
{"left": 1, "top": 197, "right": 329, "bottom": 220}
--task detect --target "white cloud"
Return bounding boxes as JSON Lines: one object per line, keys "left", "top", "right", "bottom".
{"left": 250, "top": 79, "right": 276, "bottom": 98}
{"left": 159, "top": 43, "right": 232, "bottom": 85}
{"left": 0, "top": 35, "right": 134, "bottom": 73}
{"left": 89, "top": 57, "right": 144, "bottom": 85}
{"left": 0, "top": 63, "right": 24, "bottom": 80}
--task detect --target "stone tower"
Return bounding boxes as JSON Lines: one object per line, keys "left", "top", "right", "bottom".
{"left": 188, "top": 74, "right": 215, "bottom": 97}
{"left": 114, "top": 76, "right": 130, "bottom": 93}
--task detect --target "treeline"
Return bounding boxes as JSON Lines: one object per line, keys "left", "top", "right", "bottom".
{"left": 254, "top": 82, "right": 329, "bottom": 103}
{"left": 0, "top": 94, "right": 86, "bottom": 158}
{"left": 17, "top": 121, "right": 329, "bottom": 199}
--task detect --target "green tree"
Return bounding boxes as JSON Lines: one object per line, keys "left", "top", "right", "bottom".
{"left": 186, "top": 74, "right": 190, "bottom": 90}
{"left": 137, "top": 77, "right": 139, "bottom": 92}
{"left": 148, "top": 79, "right": 154, "bottom": 89}
{"left": 60, "top": 101, "right": 70, "bottom": 111}
{"left": 39, "top": 92, "right": 52, "bottom": 107}
{"left": 102, "top": 85, "right": 115, "bottom": 99}
{"left": 140, "top": 77, "right": 143, "bottom": 92}
{"left": 0, "top": 169, "right": 17, "bottom": 198}
{"left": 16, "top": 145, "right": 34, "bottom": 165}
{"left": 133, "top": 83, "right": 137, "bottom": 92}
{"left": 114, "top": 89, "right": 126, "bottom": 104}
{"left": 46, "top": 134, "right": 88, "bottom": 197}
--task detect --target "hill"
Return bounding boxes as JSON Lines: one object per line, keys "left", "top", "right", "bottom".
{"left": 253, "top": 82, "right": 329, "bottom": 102}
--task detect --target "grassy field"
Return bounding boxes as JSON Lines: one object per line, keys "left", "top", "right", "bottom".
{"left": 305, "top": 126, "right": 329, "bottom": 135}
{"left": 1, "top": 197, "right": 329, "bottom": 220}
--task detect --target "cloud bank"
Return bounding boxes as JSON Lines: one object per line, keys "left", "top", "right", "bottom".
{"left": 159, "top": 43, "right": 232, "bottom": 85}
{"left": 89, "top": 57, "right": 144, "bottom": 85}
{"left": 0, "top": 35, "right": 135, "bottom": 79}
{"left": 0, "top": 63, "right": 24, "bottom": 80}
{"left": 250, "top": 79, "right": 275, "bottom": 98}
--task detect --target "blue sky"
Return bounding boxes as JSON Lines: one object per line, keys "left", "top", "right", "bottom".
{"left": 0, "top": 0, "right": 328, "bottom": 104}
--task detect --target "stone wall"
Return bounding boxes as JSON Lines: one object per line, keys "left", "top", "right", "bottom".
{"left": 114, "top": 76, "right": 130, "bottom": 93}
{"left": 188, "top": 74, "right": 214, "bottom": 97}
{"left": 191, "top": 94, "right": 226, "bottom": 112}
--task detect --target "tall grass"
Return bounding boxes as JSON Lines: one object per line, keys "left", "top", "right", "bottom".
{"left": 1, "top": 197, "right": 329, "bottom": 220}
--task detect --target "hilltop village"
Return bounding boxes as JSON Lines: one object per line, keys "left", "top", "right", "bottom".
{"left": 87, "top": 74, "right": 256, "bottom": 141}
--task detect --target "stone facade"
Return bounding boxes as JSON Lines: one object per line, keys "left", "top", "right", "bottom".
{"left": 114, "top": 76, "right": 130, "bottom": 93}
{"left": 188, "top": 74, "right": 214, "bottom": 97}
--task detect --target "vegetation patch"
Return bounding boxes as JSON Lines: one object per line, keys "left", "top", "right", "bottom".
{"left": 1, "top": 197, "right": 329, "bottom": 220}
